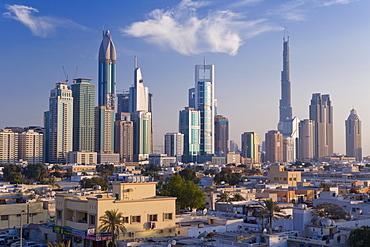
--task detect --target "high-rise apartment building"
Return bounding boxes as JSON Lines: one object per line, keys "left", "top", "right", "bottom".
{"left": 0, "top": 129, "right": 18, "bottom": 164}
{"left": 265, "top": 130, "right": 283, "bottom": 163}
{"left": 95, "top": 106, "right": 115, "bottom": 153}
{"left": 179, "top": 107, "right": 200, "bottom": 162}
{"left": 309, "top": 93, "right": 333, "bottom": 161}
{"left": 189, "top": 63, "right": 215, "bottom": 155}
{"left": 241, "top": 132, "right": 260, "bottom": 163}
{"left": 48, "top": 82, "right": 73, "bottom": 163}
{"left": 19, "top": 129, "right": 43, "bottom": 164}
{"left": 299, "top": 119, "right": 315, "bottom": 162}
{"left": 71, "top": 78, "right": 95, "bottom": 152}
{"left": 283, "top": 136, "right": 294, "bottom": 163}
{"left": 117, "top": 91, "right": 130, "bottom": 117}
{"left": 214, "top": 115, "right": 229, "bottom": 155}
{"left": 129, "top": 62, "right": 152, "bottom": 162}
{"left": 114, "top": 113, "right": 134, "bottom": 162}
{"left": 164, "top": 132, "right": 184, "bottom": 161}
{"left": 97, "top": 30, "right": 116, "bottom": 153}
{"left": 345, "top": 109, "right": 362, "bottom": 161}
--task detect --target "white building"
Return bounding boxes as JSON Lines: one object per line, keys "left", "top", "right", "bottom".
{"left": 19, "top": 129, "right": 43, "bottom": 164}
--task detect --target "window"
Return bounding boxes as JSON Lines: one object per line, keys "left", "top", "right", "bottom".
{"left": 89, "top": 215, "right": 96, "bottom": 225}
{"left": 1, "top": 215, "right": 8, "bottom": 221}
{"left": 148, "top": 214, "right": 158, "bottom": 222}
{"left": 56, "top": 210, "right": 62, "bottom": 220}
{"left": 123, "top": 217, "right": 129, "bottom": 224}
{"left": 163, "top": 213, "right": 173, "bottom": 220}
{"left": 132, "top": 215, "right": 141, "bottom": 223}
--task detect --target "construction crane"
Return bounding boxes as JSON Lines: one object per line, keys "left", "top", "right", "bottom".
{"left": 73, "top": 66, "right": 79, "bottom": 83}
{"left": 62, "top": 66, "right": 68, "bottom": 83}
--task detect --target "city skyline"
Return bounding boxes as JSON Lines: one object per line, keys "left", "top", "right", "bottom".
{"left": 2, "top": 0, "right": 370, "bottom": 156}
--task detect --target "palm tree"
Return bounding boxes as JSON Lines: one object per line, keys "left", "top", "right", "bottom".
{"left": 99, "top": 209, "right": 127, "bottom": 247}
{"left": 47, "top": 239, "right": 71, "bottom": 247}
{"left": 259, "top": 198, "right": 290, "bottom": 234}
{"left": 232, "top": 193, "right": 246, "bottom": 201}
{"left": 216, "top": 192, "right": 231, "bottom": 203}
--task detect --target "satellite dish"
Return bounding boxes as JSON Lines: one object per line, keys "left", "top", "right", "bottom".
{"left": 171, "top": 240, "right": 176, "bottom": 245}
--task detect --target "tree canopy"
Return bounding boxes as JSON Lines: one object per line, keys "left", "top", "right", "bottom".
{"left": 160, "top": 174, "right": 204, "bottom": 211}
{"left": 96, "top": 164, "right": 114, "bottom": 176}
{"left": 214, "top": 169, "right": 241, "bottom": 185}
{"left": 348, "top": 226, "right": 370, "bottom": 247}
{"left": 179, "top": 166, "right": 196, "bottom": 181}
{"left": 312, "top": 202, "right": 346, "bottom": 220}
{"left": 79, "top": 177, "right": 109, "bottom": 190}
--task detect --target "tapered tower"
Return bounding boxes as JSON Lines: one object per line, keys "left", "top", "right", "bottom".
{"left": 279, "top": 36, "right": 292, "bottom": 123}
{"left": 346, "top": 109, "right": 362, "bottom": 161}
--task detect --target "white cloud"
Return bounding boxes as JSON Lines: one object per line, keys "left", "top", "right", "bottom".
{"left": 268, "top": 0, "right": 309, "bottom": 21}
{"left": 320, "top": 0, "right": 359, "bottom": 7}
{"left": 3, "top": 4, "right": 87, "bottom": 37}
{"left": 122, "top": 0, "right": 279, "bottom": 55}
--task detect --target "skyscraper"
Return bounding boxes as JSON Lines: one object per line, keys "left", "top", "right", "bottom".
{"left": 97, "top": 30, "right": 116, "bottom": 153}
{"left": 299, "top": 119, "right": 315, "bottom": 162}
{"left": 279, "top": 36, "right": 292, "bottom": 124}
{"left": 0, "top": 129, "right": 18, "bottom": 164}
{"left": 265, "top": 130, "right": 283, "bottom": 163}
{"left": 129, "top": 61, "right": 152, "bottom": 161}
{"left": 214, "top": 115, "right": 229, "bottom": 155}
{"left": 309, "top": 93, "right": 333, "bottom": 160}
{"left": 48, "top": 82, "right": 73, "bottom": 163}
{"left": 190, "top": 63, "right": 215, "bottom": 155}
{"left": 179, "top": 107, "right": 200, "bottom": 162}
{"left": 19, "top": 129, "right": 43, "bottom": 164}
{"left": 117, "top": 91, "right": 130, "bottom": 117}
{"left": 241, "top": 132, "right": 260, "bottom": 163}
{"left": 345, "top": 109, "right": 362, "bottom": 161}
{"left": 114, "top": 113, "right": 134, "bottom": 162}
{"left": 71, "top": 78, "right": 95, "bottom": 152}
{"left": 164, "top": 132, "right": 184, "bottom": 161}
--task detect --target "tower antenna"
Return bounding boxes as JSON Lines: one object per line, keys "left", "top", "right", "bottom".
{"left": 73, "top": 66, "right": 79, "bottom": 83}
{"left": 134, "top": 56, "right": 137, "bottom": 69}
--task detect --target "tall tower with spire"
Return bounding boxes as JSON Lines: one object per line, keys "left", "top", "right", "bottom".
{"left": 279, "top": 35, "right": 292, "bottom": 123}
{"left": 129, "top": 57, "right": 152, "bottom": 162}
{"left": 346, "top": 108, "right": 362, "bottom": 161}
{"left": 96, "top": 30, "right": 116, "bottom": 153}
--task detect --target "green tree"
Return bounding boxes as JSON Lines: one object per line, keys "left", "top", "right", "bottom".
{"left": 214, "top": 169, "right": 241, "bottom": 185}
{"left": 96, "top": 164, "right": 114, "bottom": 176}
{"left": 204, "top": 169, "right": 217, "bottom": 176}
{"left": 47, "top": 239, "right": 71, "bottom": 247}
{"left": 312, "top": 202, "right": 346, "bottom": 220}
{"left": 79, "top": 177, "right": 109, "bottom": 190}
{"left": 160, "top": 174, "right": 204, "bottom": 211}
{"left": 3, "top": 164, "right": 23, "bottom": 184}
{"left": 179, "top": 166, "right": 196, "bottom": 181}
{"left": 348, "top": 226, "right": 370, "bottom": 247}
{"left": 23, "top": 163, "right": 47, "bottom": 182}
{"left": 99, "top": 209, "right": 127, "bottom": 247}
{"left": 259, "top": 198, "right": 290, "bottom": 234}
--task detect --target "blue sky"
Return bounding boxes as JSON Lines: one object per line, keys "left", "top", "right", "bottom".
{"left": 1, "top": 0, "right": 370, "bottom": 155}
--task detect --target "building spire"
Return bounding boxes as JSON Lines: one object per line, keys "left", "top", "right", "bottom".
{"left": 134, "top": 56, "right": 138, "bottom": 69}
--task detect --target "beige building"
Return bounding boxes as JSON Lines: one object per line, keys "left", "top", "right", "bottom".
{"left": 265, "top": 130, "right": 283, "bottom": 163}
{"left": 299, "top": 119, "right": 315, "bottom": 162}
{"left": 55, "top": 182, "right": 176, "bottom": 245}
{"left": 114, "top": 115, "right": 134, "bottom": 163}
{"left": 0, "top": 129, "right": 18, "bottom": 164}
{"left": 18, "top": 129, "right": 43, "bottom": 164}
{"left": 65, "top": 164, "right": 97, "bottom": 174}
{"left": 0, "top": 192, "right": 49, "bottom": 229}
{"left": 67, "top": 151, "right": 97, "bottom": 165}
{"left": 267, "top": 164, "right": 301, "bottom": 186}
{"left": 345, "top": 108, "right": 362, "bottom": 161}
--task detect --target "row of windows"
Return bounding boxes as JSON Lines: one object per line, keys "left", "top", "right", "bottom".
{"left": 273, "top": 177, "right": 297, "bottom": 181}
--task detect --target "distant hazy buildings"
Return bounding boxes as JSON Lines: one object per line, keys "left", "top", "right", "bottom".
{"left": 345, "top": 109, "right": 362, "bottom": 161}
{"left": 48, "top": 82, "right": 73, "bottom": 164}
{"left": 164, "top": 132, "right": 184, "bottom": 161}
{"left": 96, "top": 30, "right": 116, "bottom": 153}
{"left": 241, "top": 132, "right": 260, "bottom": 163}
{"left": 0, "top": 129, "right": 18, "bottom": 164}
{"left": 71, "top": 78, "right": 95, "bottom": 152}
{"left": 214, "top": 115, "right": 229, "bottom": 156}
{"left": 179, "top": 107, "right": 200, "bottom": 162}
{"left": 265, "top": 130, "right": 283, "bottom": 163}
{"left": 19, "top": 129, "right": 43, "bottom": 164}
{"left": 309, "top": 93, "right": 333, "bottom": 161}
{"left": 299, "top": 119, "right": 315, "bottom": 162}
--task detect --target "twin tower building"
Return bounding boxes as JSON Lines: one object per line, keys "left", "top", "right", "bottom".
{"left": 45, "top": 31, "right": 218, "bottom": 164}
